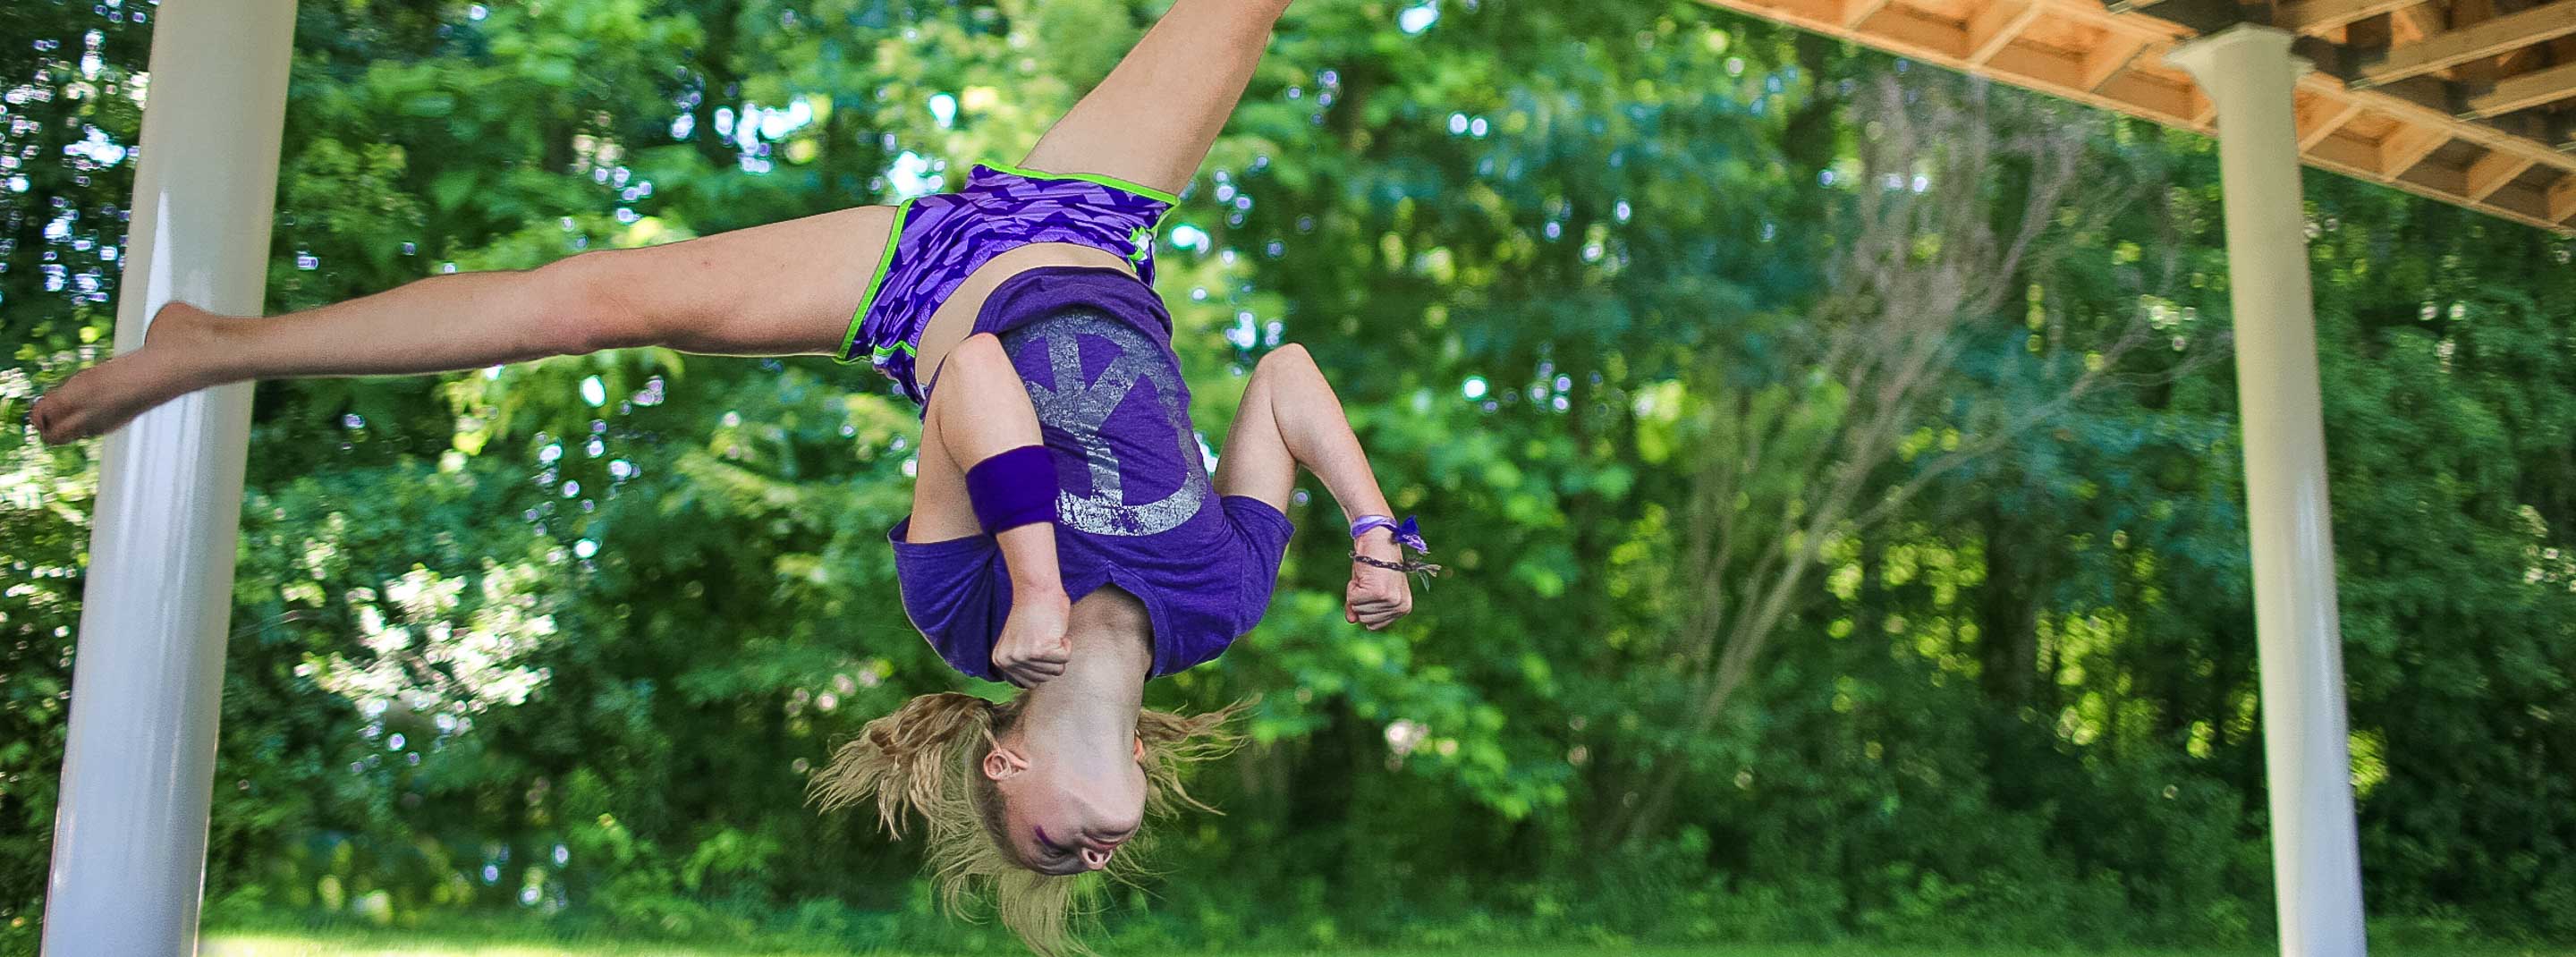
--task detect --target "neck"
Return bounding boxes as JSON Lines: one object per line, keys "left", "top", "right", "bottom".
{"left": 1014, "top": 618, "right": 1150, "bottom": 760}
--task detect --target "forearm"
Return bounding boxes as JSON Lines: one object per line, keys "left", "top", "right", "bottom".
{"left": 995, "top": 523, "right": 1068, "bottom": 601}
{"left": 928, "top": 334, "right": 1070, "bottom": 605}
{"left": 1284, "top": 422, "right": 1392, "bottom": 528}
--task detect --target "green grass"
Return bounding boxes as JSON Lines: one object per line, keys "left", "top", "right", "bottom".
{"left": 195, "top": 925, "right": 2576, "bottom": 957}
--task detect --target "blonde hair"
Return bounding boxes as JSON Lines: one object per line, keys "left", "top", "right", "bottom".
{"left": 809, "top": 691, "right": 1244, "bottom": 956}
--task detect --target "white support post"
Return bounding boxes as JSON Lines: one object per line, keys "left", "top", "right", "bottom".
{"left": 40, "top": 3, "right": 296, "bottom": 954}
{"left": 2167, "top": 25, "right": 2368, "bottom": 957}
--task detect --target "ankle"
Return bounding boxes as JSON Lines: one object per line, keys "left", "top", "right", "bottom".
{"left": 146, "top": 302, "right": 237, "bottom": 386}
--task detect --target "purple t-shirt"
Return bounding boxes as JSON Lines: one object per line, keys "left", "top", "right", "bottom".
{"left": 890, "top": 267, "right": 1293, "bottom": 682}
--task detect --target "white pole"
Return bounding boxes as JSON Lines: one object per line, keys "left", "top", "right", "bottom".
{"left": 40, "top": 2, "right": 296, "bottom": 954}
{"left": 2167, "top": 25, "right": 2368, "bottom": 957}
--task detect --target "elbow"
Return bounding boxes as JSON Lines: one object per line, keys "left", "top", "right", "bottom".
{"left": 950, "top": 332, "right": 1010, "bottom": 370}
{"left": 1254, "top": 342, "right": 1318, "bottom": 379}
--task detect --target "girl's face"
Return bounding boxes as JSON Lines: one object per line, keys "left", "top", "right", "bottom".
{"left": 984, "top": 736, "right": 1148, "bottom": 874}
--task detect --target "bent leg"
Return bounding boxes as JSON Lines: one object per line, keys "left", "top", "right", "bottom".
{"left": 32, "top": 205, "right": 894, "bottom": 444}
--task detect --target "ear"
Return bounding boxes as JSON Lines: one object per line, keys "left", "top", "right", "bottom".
{"left": 983, "top": 745, "right": 1030, "bottom": 781}
{"left": 1133, "top": 736, "right": 1147, "bottom": 763}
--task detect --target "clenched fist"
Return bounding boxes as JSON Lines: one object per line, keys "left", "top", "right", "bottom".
{"left": 1345, "top": 531, "right": 1414, "bottom": 631}
{"left": 992, "top": 593, "right": 1072, "bottom": 688}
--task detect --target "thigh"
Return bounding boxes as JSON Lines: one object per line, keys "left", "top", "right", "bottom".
{"left": 1211, "top": 364, "right": 1297, "bottom": 512}
{"left": 595, "top": 205, "right": 896, "bottom": 358}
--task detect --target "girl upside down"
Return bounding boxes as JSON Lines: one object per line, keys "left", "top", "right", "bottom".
{"left": 31, "top": 0, "right": 1435, "bottom": 952}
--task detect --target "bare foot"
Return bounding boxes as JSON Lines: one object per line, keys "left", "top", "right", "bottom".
{"left": 29, "top": 302, "right": 226, "bottom": 445}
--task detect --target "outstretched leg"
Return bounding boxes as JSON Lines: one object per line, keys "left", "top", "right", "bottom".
{"left": 1018, "top": 0, "right": 1294, "bottom": 197}
{"left": 1215, "top": 344, "right": 1414, "bottom": 630}
{"left": 30, "top": 205, "right": 894, "bottom": 444}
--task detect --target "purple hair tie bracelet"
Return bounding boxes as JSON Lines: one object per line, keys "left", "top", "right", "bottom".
{"left": 1349, "top": 514, "right": 1444, "bottom": 587}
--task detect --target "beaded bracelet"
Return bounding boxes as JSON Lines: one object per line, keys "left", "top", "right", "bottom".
{"left": 1349, "top": 551, "right": 1444, "bottom": 589}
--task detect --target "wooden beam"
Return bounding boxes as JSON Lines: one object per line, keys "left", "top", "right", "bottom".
{"left": 2447, "top": 0, "right": 2512, "bottom": 88}
{"left": 2276, "top": 0, "right": 2430, "bottom": 34}
{"left": 2377, "top": 125, "right": 2451, "bottom": 176}
{"left": 2550, "top": 174, "right": 2576, "bottom": 222}
{"left": 2300, "top": 97, "right": 2369, "bottom": 148}
{"left": 2464, "top": 60, "right": 2576, "bottom": 118}
{"left": 1966, "top": 0, "right": 2046, "bottom": 65}
{"left": 1987, "top": 40, "right": 2090, "bottom": 91}
{"left": 1673, "top": 0, "right": 2576, "bottom": 235}
{"left": 2082, "top": 35, "right": 2152, "bottom": 91}
{"left": 2097, "top": 68, "right": 2202, "bottom": 123}
{"left": 2465, "top": 149, "right": 2539, "bottom": 200}
{"left": 1841, "top": 0, "right": 1897, "bottom": 28}
{"left": 2358, "top": 1, "right": 2576, "bottom": 88}
{"left": 2391, "top": 3, "right": 2446, "bottom": 40}
{"left": 1865, "top": 5, "right": 1970, "bottom": 60}
{"left": 2341, "top": 12, "right": 2392, "bottom": 55}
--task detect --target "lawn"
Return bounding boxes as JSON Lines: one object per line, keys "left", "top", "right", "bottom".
{"left": 194, "top": 926, "right": 2575, "bottom": 957}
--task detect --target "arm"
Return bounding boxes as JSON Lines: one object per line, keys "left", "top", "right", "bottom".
{"left": 1016, "top": 0, "right": 1294, "bottom": 196}
{"left": 1215, "top": 344, "right": 1415, "bottom": 630}
{"left": 909, "top": 334, "right": 1075, "bottom": 687}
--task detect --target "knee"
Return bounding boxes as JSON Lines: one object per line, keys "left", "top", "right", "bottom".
{"left": 530, "top": 251, "right": 658, "bottom": 355}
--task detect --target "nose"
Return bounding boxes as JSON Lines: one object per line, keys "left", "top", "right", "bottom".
{"left": 1080, "top": 846, "right": 1113, "bottom": 870}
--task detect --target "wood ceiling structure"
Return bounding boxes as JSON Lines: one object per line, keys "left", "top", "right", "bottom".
{"left": 1690, "top": 0, "right": 2576, "bottom": 233}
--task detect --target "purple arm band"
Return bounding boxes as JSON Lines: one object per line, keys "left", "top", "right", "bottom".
{"left": 965, "top": 445, "right": 1060, "bottom": 536}
{"left": 1350, "top": 514, "right": 1430, "bottom": 554}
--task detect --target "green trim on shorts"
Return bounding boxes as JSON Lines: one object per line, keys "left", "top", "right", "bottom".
{"left": 982, "top": 160, "right": 1184, "bottom": 207}
{"left": 835, "top": 196, "right": 918, "bottom": 365}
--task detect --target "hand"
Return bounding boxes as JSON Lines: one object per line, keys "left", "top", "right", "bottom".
{"left": 992, "top": 592, "right": 1072, "bottom": 688}
{"left": 1345, "top": 530, "right": 1414, "bottom": 631}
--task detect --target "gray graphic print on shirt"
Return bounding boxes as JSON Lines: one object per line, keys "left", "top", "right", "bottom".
{"left": 1004, "top": 311, "right": 1209, "bottom": 538}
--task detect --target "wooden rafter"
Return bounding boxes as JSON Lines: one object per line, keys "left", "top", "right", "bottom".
{"left": 1682, "top": 0, "right": 2576, "bottom": 234}
{"left": 2276, "top": 0, "right": 2434, "bottom": 34}
{"left": 2301, "top": 97, "right": 2370, "bottom": 148}
{"left": 2550, "top": 174, "right": 2576, "bottom": 223}
{"left": 2464, "top": 60, "right": 2576, "bottom": 118}
{"left": 2465, "top": 149, "right": 2538, "bottom": 201}
{"left": 2378, "top": 125, "right": 2451, "bottom": 177}
{"left": 2082, "top": 35, "right": 2153, "bottom": 90}
{"left": 1966, "top": 0, "right": 2046, "bottom": 64}
{"left": 2358, "top": 2, "right": 2576, "bottom": 88}
{"left": 1842, "top": 0, "right": 1898, "bottom": 27}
